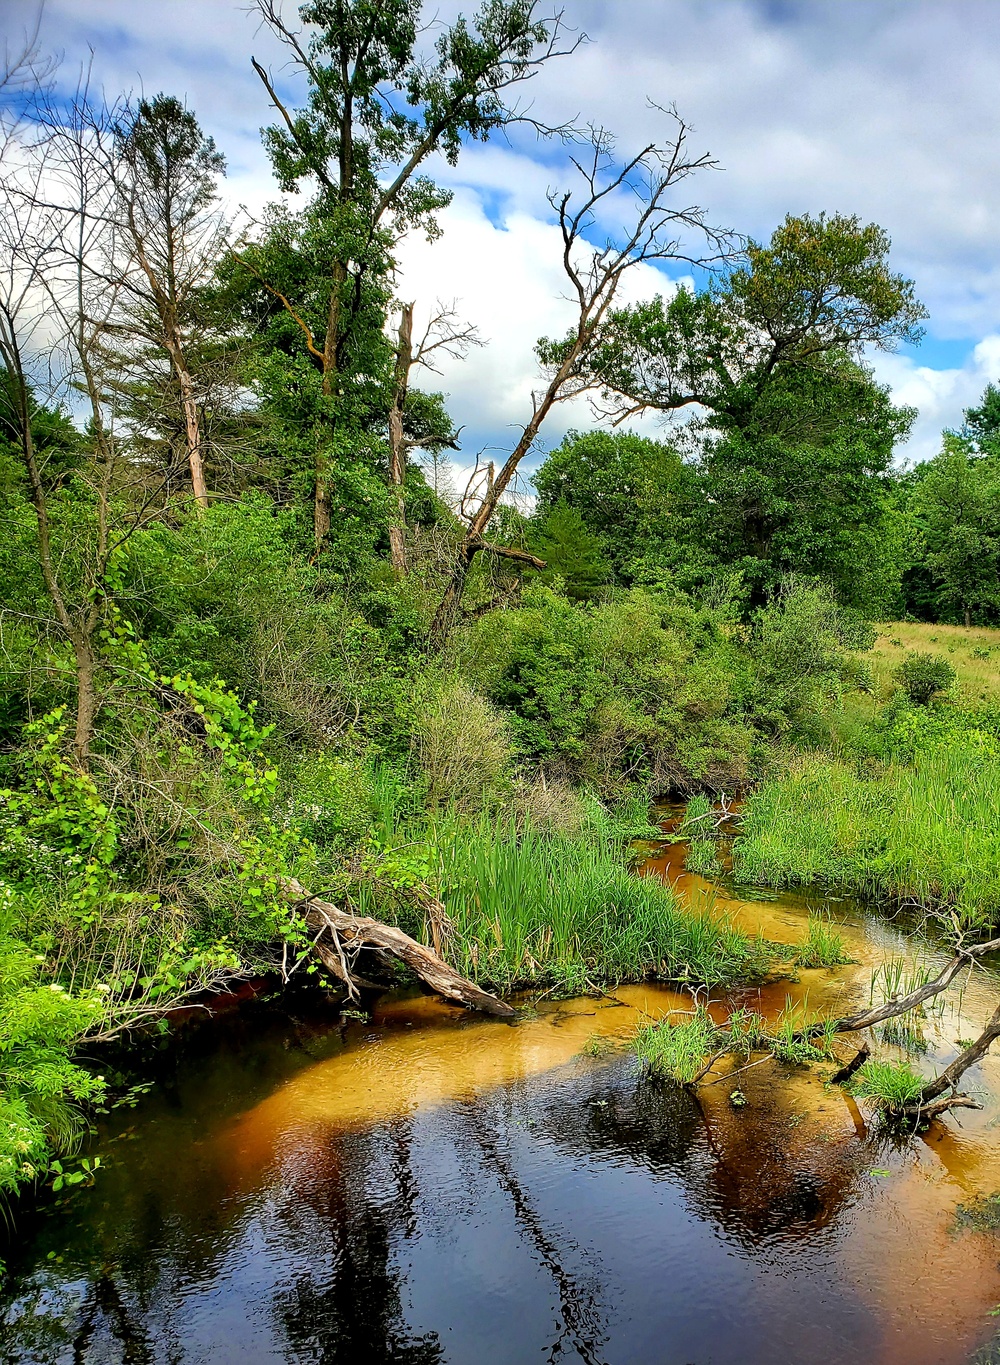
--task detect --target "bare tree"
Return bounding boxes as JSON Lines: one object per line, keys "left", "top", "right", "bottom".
{"left": 99, "top": 94, "right": 232, "bottom": 510}
{"left": 387, "top": 300, "right": 480, "bottom": 573}
{"left": 0, "top": 76, "right": 171, "bottom": 764}
{"left": 429, "top": 114, "right": 731, "bottom": 641}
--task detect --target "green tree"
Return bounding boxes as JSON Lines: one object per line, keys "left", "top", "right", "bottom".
{"left": 557, "top": 213, "right": 923, "bottom": 607}
{"left": 108, "top": 94, "right": 231, "bottom": 510}
{"left": 239, "top": 0, "right": 570, "bottom": 552}
{"left": 528, "top": 499, "right": 610, "bottom": 601}
{"left": 909, "top": 432, "right": 1000, "bottom": 625}
{"left": 532, "top": 430, "right": 695, "bottom": 584}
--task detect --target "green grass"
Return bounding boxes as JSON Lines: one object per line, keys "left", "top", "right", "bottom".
{"left": 847, "top": 1058, "right": 927, "bottom": 1110}
{"left": 430, "top": 814, "right": 769, "bottom": 993}
{"left": 733, "top": 744, "right": 1000, "bottom": 930}
{"left": 633, "top": 998, "right": 834, "bottom": 1084}
{"left": 790, "top": 916, "right": 852, "bottom": 968}
{"left": 634, "top": 1007, "right": 716, "bottom": 1083}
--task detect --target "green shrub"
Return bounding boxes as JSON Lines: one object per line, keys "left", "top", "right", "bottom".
{"left": 415, "top": 678, "right": 512, "bottom": 812}
{"left": 895, "top": 651, "right": 956, "bottom": 704}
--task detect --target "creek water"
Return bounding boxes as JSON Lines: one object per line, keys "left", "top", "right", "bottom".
{"left": 5, "top": 838, "right": 1000, "bottom": 1364}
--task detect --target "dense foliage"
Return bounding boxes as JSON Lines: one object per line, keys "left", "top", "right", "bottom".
{"left": 1, "top": 0, "right": 997, "bottom": 1208}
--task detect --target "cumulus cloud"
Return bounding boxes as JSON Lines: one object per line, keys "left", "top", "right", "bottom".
{"left": 870, "top": 336, "right": 1000, "bottom": 464}
{"left": 8, "top": 0, "right": 1000, "bottom": 463}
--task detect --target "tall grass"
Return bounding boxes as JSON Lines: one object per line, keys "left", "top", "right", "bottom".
{"left": 430, "top": 813, "right": 767, "bottom": 993}
{"left": 733, "top": 743, "right": 1000, "bottom": 930}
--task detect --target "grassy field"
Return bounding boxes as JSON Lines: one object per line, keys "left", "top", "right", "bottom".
{"left": 870, "top": 621, "right": 1000, "bottom": 705}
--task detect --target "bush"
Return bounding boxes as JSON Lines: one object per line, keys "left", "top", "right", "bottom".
{"left": 895, "top": 651, "right": 955, "bottom": 705}
{"left": 415, "top": 678, "right": 512, "bottom": 812}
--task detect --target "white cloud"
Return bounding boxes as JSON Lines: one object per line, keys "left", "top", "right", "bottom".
{"left": 394, "top": 189, "right": 680, "bottom": 469}
{"left": 9, "top": 0, "right": 1000, "bottom": 461}
{"left": 871, "top": 337, "right": 1000, "bottom": 464}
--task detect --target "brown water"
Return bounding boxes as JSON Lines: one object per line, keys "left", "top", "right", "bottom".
{"left": 4, "top": 838, "right": 1000, "bottom": 1364}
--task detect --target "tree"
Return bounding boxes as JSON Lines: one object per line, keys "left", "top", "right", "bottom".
{"left": 532, "top": 429, "right": 693, "bottom": 585}
{"left": 908, "top": 432, "right": 1000, "bottom": 626}
{"left": 387, "top": 301, "right": 479, "bottom": 573}
{"left": 0, "top": 78, "right": 173, "bottom": 763}
{"left": 431, "top": 116, "right": 731, "bottom": 638}
{"left": 528, "top": 499, "right": 610, "bottom": 600}
{"left": 241, "top": 0, "right": 575, "bottom": 551}
{"left": 563, "top": 213, "right": 923, "bottom": 607}
{"left": 106, "top": 95, "right": 232, "bottom": 510}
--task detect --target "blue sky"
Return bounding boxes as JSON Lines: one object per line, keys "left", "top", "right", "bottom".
{"left": 6, "top": 0, "right": 1000, "bottom": 482}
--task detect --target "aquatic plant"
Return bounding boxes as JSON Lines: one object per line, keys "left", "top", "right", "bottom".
{"left": 954, "top": 1192, "right": 1000, "bottom": 1233}
{"left": 634, "top": 1008, "right": 717, "bottom": 1084}
{"left": 791, "top": 916, "right": 852, "bottom": 968}
{"left": 847, "top": 1059, "right": 927, "bottom": 1110}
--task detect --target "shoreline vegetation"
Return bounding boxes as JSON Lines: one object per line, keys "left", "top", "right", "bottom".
{"left": 5, "top": 0, "right": 1000, "bottom": 1245}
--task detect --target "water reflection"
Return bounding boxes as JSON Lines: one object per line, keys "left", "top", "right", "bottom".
{"left": 4, "top": 880, "right": 1000, "bottom": 1362}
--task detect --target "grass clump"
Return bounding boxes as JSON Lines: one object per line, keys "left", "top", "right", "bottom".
{"left": 791, "top": 916, "right": 852, "bottom": 968}
{"left": 846, "top": 1059, "right": 926, "bottom": 1110}
{"left": 634, "top": 1008, "right": 716, "bottom": 1084}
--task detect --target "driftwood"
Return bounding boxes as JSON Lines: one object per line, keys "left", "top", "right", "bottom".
{"left": 799, "top": 936, "right": 1000, "bottom": 1119}
{"left": 280, "top": 876, "right": 516, "bottom": 1019}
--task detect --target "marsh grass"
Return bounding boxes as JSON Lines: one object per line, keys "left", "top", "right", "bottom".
{"left": 733, "top": 745, "right": 1000, "bottom": 930}
{"left": 791, "top": 916, "right": 852, "bottom": 968}
{"left": 433, "top": 815, "right": 768, "bottom": 993}
{"left": 634, "top": 1007, "right": 716, "bottom": 1084}
{"left": 634, "top": 997, "right": 835, "bottom": 1084}
{"left": 847, "top": 1058, "right": 926, "bottom": 1109}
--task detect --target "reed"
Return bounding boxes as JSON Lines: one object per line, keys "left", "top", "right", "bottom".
{"left": 430, "top": 813, "right": 767, "bottom": 993}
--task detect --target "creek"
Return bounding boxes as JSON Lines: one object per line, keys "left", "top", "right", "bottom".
{"left": 4, "top": 830, "right": 1000, "bottom": 1364}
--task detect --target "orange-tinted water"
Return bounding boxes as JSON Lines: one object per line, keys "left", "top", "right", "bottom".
{"left": 4, "top": 830, "right": 1000, "bottom": 1364}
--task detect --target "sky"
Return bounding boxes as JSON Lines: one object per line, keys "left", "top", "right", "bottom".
{"left": 6, "top": 0, "right": 1000, "bottom": 481}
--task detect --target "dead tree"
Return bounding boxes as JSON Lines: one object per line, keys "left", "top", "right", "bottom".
{"left": 430, "top": 114, "right": 730, "bottom": 641}
{"left": 0, "top": 76, "right": 174, "bottom": 764}
{"left": 99, "top": 95, "right": 232, "bottom": 510}
{"left": 281, "top": 877, "right": 515, "bottom": 1018}
{"left": 387, "top": 301, "right": 480, "bottom": 574}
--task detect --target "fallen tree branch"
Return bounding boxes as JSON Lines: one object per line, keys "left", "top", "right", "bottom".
{"left": 801, "top": 936, "right": 1000, "bottom": 1039}
{"left": 280, "top": 876, "right": 516, "bottom": 1019}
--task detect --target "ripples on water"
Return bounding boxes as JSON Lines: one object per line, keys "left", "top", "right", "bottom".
{"left": 5, "top": 862, "right": 1000, "bottom": 1364}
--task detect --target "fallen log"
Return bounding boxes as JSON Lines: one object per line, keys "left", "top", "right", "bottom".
{"left": 280, "top": 877, "right": 516, "bottom": 1019}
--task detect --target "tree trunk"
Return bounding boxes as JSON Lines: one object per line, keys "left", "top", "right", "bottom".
{"left": 71, "top": 633, "right": 98, "bottom": 767}
{"left": 174, "top": 357, "right": 209, "bottom": 510}
{"left": 281, "top": 876, "right": 516, "bottom": 1019}
{"left": 387, "top": 302, "right": 414, "bottom": 575}
{"left": 314, "top": 259, "right": 349, "bottom": 553}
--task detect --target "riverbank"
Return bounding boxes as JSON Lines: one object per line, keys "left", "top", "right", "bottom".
{"left": 4, "top": 842, "right": 1000, "bottom": 1364}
